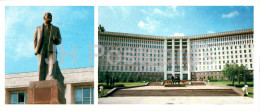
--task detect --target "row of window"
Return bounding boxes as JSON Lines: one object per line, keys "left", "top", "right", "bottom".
{"left": 99, "top": 36, "right": 164, "bottom": 45}
{"left": 99, "top": 61, "right": 253, "bottom": 72}
{"left": 167, "top": 68, "right": 188, "bottom": 71}
{"left": 192, "top": 55, "right": 253, "bottom": 62}
{"left": 191, "top": 45, "right": 252, "bottom": 53}
{"left": 102, "top": 52, "right": 164, "bottom": 58}
{"left": 191, "top": 34, "right": 253, "bottom": 45}
{"left": 192, "top": 64, "right": 253, "bottom": 71}
{"left": 193, "top": 59, "right": 253, "bottom": 65}
{"left": 99, "top": 56, "right": 164, "bottom": 63}
{"left": 100, "top": 65, "right": 164, "bottom": 72}
{"left": 99, "top": 42, "right": 164, "bottom": 49}
{"left": 191, "top": 40, "right": 253, "bottom": 48}
{"left": 10, "top": 86, "right": 94, "bottom": 104}
{"left": 192, "top": 51, "right": 252, "bottom": 57}
{"left": 102, "top": 47, "right": 164, "bottom": 53}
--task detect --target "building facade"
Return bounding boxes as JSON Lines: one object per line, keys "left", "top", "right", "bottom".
{"left": 98, "top": 29, "right": 254, "bottom": 81}
{"left": 5, "top": 67, "right": 94, "bottom": 104}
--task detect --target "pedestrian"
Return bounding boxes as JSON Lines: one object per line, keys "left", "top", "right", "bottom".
{"left": 171, "top": 75, "right": 175, "bottom": 84}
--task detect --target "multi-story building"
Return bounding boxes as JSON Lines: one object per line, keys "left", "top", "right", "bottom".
{"left": 5, "top": 67, "right": 94, "bottom": 104}
{"left": 98, "top": 28, "right": 253, "bottom": 81}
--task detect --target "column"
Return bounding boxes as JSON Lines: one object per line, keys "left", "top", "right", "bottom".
{"left": 65, "top": 83, "right": 72, "bottom": 104}
{"left": 5, "top": 90, "right": 10, "bottom": 104}
{"left": 187, "top": 39, "right": 191, "bottom": 80}
{"left": 180, "top": 39, "right": 183, "bottom": 80}
{"left": 163, "top": 39, "right": 167, "bottom": 80}
{"left": 172, "top": 39, "right": 175, "bottom": 77}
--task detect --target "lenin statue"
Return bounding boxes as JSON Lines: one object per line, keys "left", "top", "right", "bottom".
{"left": 33, "top": 12, "right": 64, "bottom": 85}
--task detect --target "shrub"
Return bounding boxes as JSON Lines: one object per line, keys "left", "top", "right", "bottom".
{"left": 209, "top": 80, "right": 218, "bottom": 82}
{"left": 226, "top": 84, "right": 253, "bottom": 87}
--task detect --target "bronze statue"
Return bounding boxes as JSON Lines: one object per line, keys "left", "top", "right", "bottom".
{"left": 33, "top": 12, "right": 64, "bottom": 84}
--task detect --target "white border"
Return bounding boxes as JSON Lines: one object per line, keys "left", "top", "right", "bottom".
{"left": 0, "top": 0, "right": 259, "bottom": 111}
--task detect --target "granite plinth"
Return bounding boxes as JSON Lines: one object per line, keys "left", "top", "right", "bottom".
{"left": 27, "top": 80, "right": 66, "bottom": 104}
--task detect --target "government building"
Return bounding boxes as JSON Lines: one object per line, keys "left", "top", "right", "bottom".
{"left": 98, "top": 28, "right": 253, "bottom": 81}
{"left": 5, "top": 67, "right": 94, "bottom": 104}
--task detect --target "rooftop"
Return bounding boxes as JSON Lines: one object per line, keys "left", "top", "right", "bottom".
{"left": 99, "top": 29, "right": 253, "bottom": 40}
{"left": 5, "top": 67, "right": 94, "bottom": 88}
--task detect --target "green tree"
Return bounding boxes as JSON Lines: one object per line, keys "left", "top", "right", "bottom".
{"left": 104, "top": 71, "right": 110, "bottom": 85}
{"left": 239, "top": 64, "right": 250, "bottom": 85}
{"left": 135, "top": 74, "right": 141, "bottom": 82}
{"left": 119, "top": 72, "right": 126, "bottom": 82}
{"left": 222, "top": 63, "right": 239, "bottom": 85}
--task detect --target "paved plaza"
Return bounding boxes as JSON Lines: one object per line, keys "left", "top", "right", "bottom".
{"left": 99, "top": 96, "right": 253, "bottom": 104}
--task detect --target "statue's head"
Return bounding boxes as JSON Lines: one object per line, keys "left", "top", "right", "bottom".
{"left": 43, "top": 12, "right": 52, "bottom": 24}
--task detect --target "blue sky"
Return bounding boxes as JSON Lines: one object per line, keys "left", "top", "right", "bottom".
{"left": 99, "top": 6, "right": 253, "bottom": 36}
{"left": 5, "top": 6, "right": 94, "bottom": 74}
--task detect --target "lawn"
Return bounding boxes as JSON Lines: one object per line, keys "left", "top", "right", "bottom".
{"left": 98, "top": 82, "right": 147, "bottom": 98}
{"left": 209, "top": 81, "right": 254, "bottom": 98}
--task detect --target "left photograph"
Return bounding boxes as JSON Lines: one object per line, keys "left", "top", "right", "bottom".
{"left": 5, "top": 6, "right": 94, "bottom": 104}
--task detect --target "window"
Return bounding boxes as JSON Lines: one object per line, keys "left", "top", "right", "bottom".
{"left": 10, "top": 91, "right": 27, "bottom": 104}
{"left": 75, "top": 86, "right": 94, "bottom": 104}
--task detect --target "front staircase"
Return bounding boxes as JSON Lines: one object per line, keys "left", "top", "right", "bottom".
{"left": 110, "top": 89, "right": 241, "bottom": 97}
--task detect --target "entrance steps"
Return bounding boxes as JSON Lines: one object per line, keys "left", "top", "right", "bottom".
{"left": 110, "top": 89, "right": 241, "bottom": 97}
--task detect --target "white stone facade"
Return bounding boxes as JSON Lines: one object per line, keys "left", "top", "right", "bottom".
{"left": 98, "top": 29, "right": 253, "bottom": 81}
{"left": 5, "top": 67, "right": 94, "bottom": 104}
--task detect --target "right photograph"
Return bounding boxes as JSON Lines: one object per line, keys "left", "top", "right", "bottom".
{"left": 98, "top": 6, "right": 254, "bottom": 104}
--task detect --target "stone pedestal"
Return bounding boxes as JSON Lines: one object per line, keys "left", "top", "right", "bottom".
{"left": 27, "top": 80, "right": 66, "bottom": 104}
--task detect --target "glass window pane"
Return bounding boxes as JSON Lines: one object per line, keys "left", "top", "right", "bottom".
{"left": 83, "top": 101, "right": 91, "bottom": 104}
{"left": 75, "top": 100, "right": 82, "bottom": 104}
{"left": 75, "top": 88, "right": 83, "bottom": 104}
{"left": 83, "top": 88, "right": 90, "bottom": 98}
{"left": 91, "top": 88, "right": 94, "bottom": 104}
{"left": 18, "top": 93, "right": 25, "bottom": 104}
{"left": 75, "top": 88, "right": 82, "bottom": 99}
{"left": 10, "top": 93, "right": 18, "bottom": 104}
{"left": 25, "top": 92, "right": 27, "bottom": 104}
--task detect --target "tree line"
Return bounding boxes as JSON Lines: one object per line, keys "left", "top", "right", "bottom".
{"left": 222, "top": 63, "right": 253, "bottom": 85}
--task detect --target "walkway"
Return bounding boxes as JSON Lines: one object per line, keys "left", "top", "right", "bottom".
{"left": 99, "top": 96, "right": 253, "bottom": 104}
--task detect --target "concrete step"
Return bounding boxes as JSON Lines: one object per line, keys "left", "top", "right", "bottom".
{"left": 110, "top": 89, "right": 240, "bottom": 97}
{"left": 148, "top": 82, "right": 162, "bottom": 86}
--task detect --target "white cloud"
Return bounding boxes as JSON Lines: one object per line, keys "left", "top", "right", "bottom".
{"left": 138, "top": 21, "right": 145, "bottom": 28}
{"left": 141, "top": 9, "right": 147, "bottom": 14}
{"left": 5, "top": 7, "right": 89, "bottom": 61}
{"left": 152, "top": 6, "right": 185, "bottom": 18}
{"left": 137, "top": 17, "right": 159, "bottom": 33}
{"left": 170, "top": 6, "right": 185, "bottom": 17}
{"left": 222, "top": 11, "right": 239, "bottom": 18}
{"left": 14, "top": 39, "right": 34, "bottom": 60}
{"left": 120, "top": 7, "right": 131, "bottom": 18}
{"left": 208, "top": 31, "right": 215, "bottom": 34}
{"left": 173, "top": 33, "right": 184, "bottom": 36}
{"left": 107, "top": 6, "right": 131, "bottom": 19}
